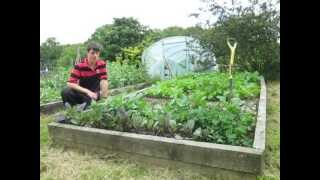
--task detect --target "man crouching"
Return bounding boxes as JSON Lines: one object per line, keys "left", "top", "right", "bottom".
{"left": 61, "top": 42, "right": 108, "bottom": 109}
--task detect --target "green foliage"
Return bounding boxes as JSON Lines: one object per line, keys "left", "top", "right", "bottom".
{"left": 146, "top": 71, "right": 260, "bottom": 100}
{"left": 65, "top": 101, "right": 105, "bottom": 127}
{"left": 116, "top": 46, "right": 144, "bottom": 66}
{"left": 160, "top": 26, "right": 187, "bottom": 37}
{"left": 87, "top": 17, "right": 148, "bottom": 60}
{"left": 146, "top": 26, "right": 205, "bottom": 40}
{"left": 196, "top": 0, "right": 280, "bottom": 80}
{"left": 201, "top": 14, "right": 279, "bottom": 80}
{"left": 108, "top": 61, "right": 151, "bottom": 89}
{"left": 40, "top": 37, "right": 63, "bottom": 66}
{"left": 184, "top": 26, "right": 206, "bottom": 39}
{"left": 66, "top": 71, "right": 260, "bottom": 147}
{"left": 40, "top": 67, "right": 70, "bottom": 104}
{"left": 57, "top": 44, "right": 86, "bottom": 67}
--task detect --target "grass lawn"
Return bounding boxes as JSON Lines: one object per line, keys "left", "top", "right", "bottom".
{"left": 40, "top": 81, "right": 280, "bottom": 180}
{"left": 257, "top": 81, "right": 280, "bottom": 180}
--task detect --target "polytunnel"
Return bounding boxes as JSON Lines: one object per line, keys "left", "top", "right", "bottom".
{"left": 141, "top": 36, "right": 217, "bottom": 79}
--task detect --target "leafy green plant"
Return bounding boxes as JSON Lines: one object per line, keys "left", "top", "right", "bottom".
{"left": 64, "top": 101, "right": 105, "bottom": 127}
{"left": 146, "top": 71, "right": 260, "bottom": 100}
{"left": 108, "top": 61, "right": 151, "bottom": 89}
{"left": 40, "top": 67, "right": 70, "bottom": 104}
{"left": 65, "top": 71, "right": 260, "bottom": 147}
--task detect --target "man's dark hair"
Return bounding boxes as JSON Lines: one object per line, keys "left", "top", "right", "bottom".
{"left": 87, "top": 42, "right": 102, "bottom": 52}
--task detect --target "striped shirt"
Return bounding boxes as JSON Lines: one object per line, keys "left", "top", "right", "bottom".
{"left": 68, "top": 58, "right": 108, "bottom": 92}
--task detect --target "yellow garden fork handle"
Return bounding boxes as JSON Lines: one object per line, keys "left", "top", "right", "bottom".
{"left": 227, "top": 38, "right": 237, "bottom": 101}
{"left": 227, "top": 38, "right": 237, "bottom": 79}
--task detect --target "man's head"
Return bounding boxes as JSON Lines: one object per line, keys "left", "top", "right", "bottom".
{"left": 87, "top": 42, "right": 102, "bottom": 62}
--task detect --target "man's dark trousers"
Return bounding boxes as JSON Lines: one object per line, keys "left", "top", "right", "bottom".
{"left": 61, "top": 87, "right": 93, "bottom": 107}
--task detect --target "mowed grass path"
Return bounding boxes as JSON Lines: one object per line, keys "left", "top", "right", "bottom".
{"left": 40, "top": 81, "right": 280, "bottom": 180}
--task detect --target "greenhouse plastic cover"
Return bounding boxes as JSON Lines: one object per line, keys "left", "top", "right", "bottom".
{"left": 142, "top": 36, "right": 217, "bottom": 79}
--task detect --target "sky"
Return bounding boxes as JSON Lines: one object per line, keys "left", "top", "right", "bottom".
{"left": 40, "top": 0, "right": 279, "bottom": 45}
{"left": 40, "top": 0, "right": 204, "bottom": 45}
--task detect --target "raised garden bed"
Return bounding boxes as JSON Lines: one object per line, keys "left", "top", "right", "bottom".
{"left": 48, "top": 73, "right": 266, "bottom": 179}
{"left": 40, "top": 82, "right": 151, "bottom": 114}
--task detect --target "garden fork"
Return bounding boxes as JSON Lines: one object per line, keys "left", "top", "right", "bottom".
{"left": 227, "top": 38, "right": 237, "bottom": 100}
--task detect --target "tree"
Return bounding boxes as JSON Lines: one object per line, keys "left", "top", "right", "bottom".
{"left": 87, "top": 17, "right": 148, "bottom": 60}
{"left": 40, "top": 37, "right": 63, "bottom": 67}
{"left": 195, "top": 0, "right": 280, "bottom": 80}
{"left": 185, "top": 26, "right": 205, "bottom": 37}
{"left": 160, "top": 26, "right": 187, "bottom": 38}
{"left": 56, "top": 43, "right": 86, "bottom": 67}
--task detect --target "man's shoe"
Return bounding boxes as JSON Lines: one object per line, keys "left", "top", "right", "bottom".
{"left": 64, "top": 102, "right": 71, "bottom": 108}
{"left": 76, "top": 102, "right": 87, "bottom": 111}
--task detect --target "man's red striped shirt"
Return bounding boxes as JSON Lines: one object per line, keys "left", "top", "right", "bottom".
{"left": 67, "top": 58, "right": 108, "bottom": 92}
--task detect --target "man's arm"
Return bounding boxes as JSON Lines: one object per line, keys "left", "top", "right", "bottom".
{"left": 67, "top": 64, "right": 98, "bottom": 100}
{"left": 67, "top": 82, "right": 98, "bottom": 100}
{"left": 99, "top": 80, "right": 109, "bottom": 98}
{"left": 98, "top": 60, "right": 108, "bottom": 99}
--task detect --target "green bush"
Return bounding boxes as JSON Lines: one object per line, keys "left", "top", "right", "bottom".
{"left": 108, "top": 61, "right": 151, "bottom": 89}
{"left": 200, "top": 13, "right": 279, "bottom": 80}
{"left": 57, "top": 44, "right": 86, "bottom": 67}
{"left": 195, "top": 0, "right": 280, "bottom": 80}
{"left": 87, "top": 17, "right": 148, "bottom": 60}
{"left": 40, "top": 67, "right": 70, "bottom": 104}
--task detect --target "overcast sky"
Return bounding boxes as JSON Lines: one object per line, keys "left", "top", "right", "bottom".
{"left": 40, "top": 0, "right": 279, "bottom": 45}
{"left": 40, "top": 0, "right": 204, "bottom": 45}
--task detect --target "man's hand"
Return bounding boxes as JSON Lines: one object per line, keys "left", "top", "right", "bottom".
{"left": 86, "top": 91, "right": 98, "bottom": 100}
{"left": 67, "top": 82, "right": 98, "bottom": 100}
